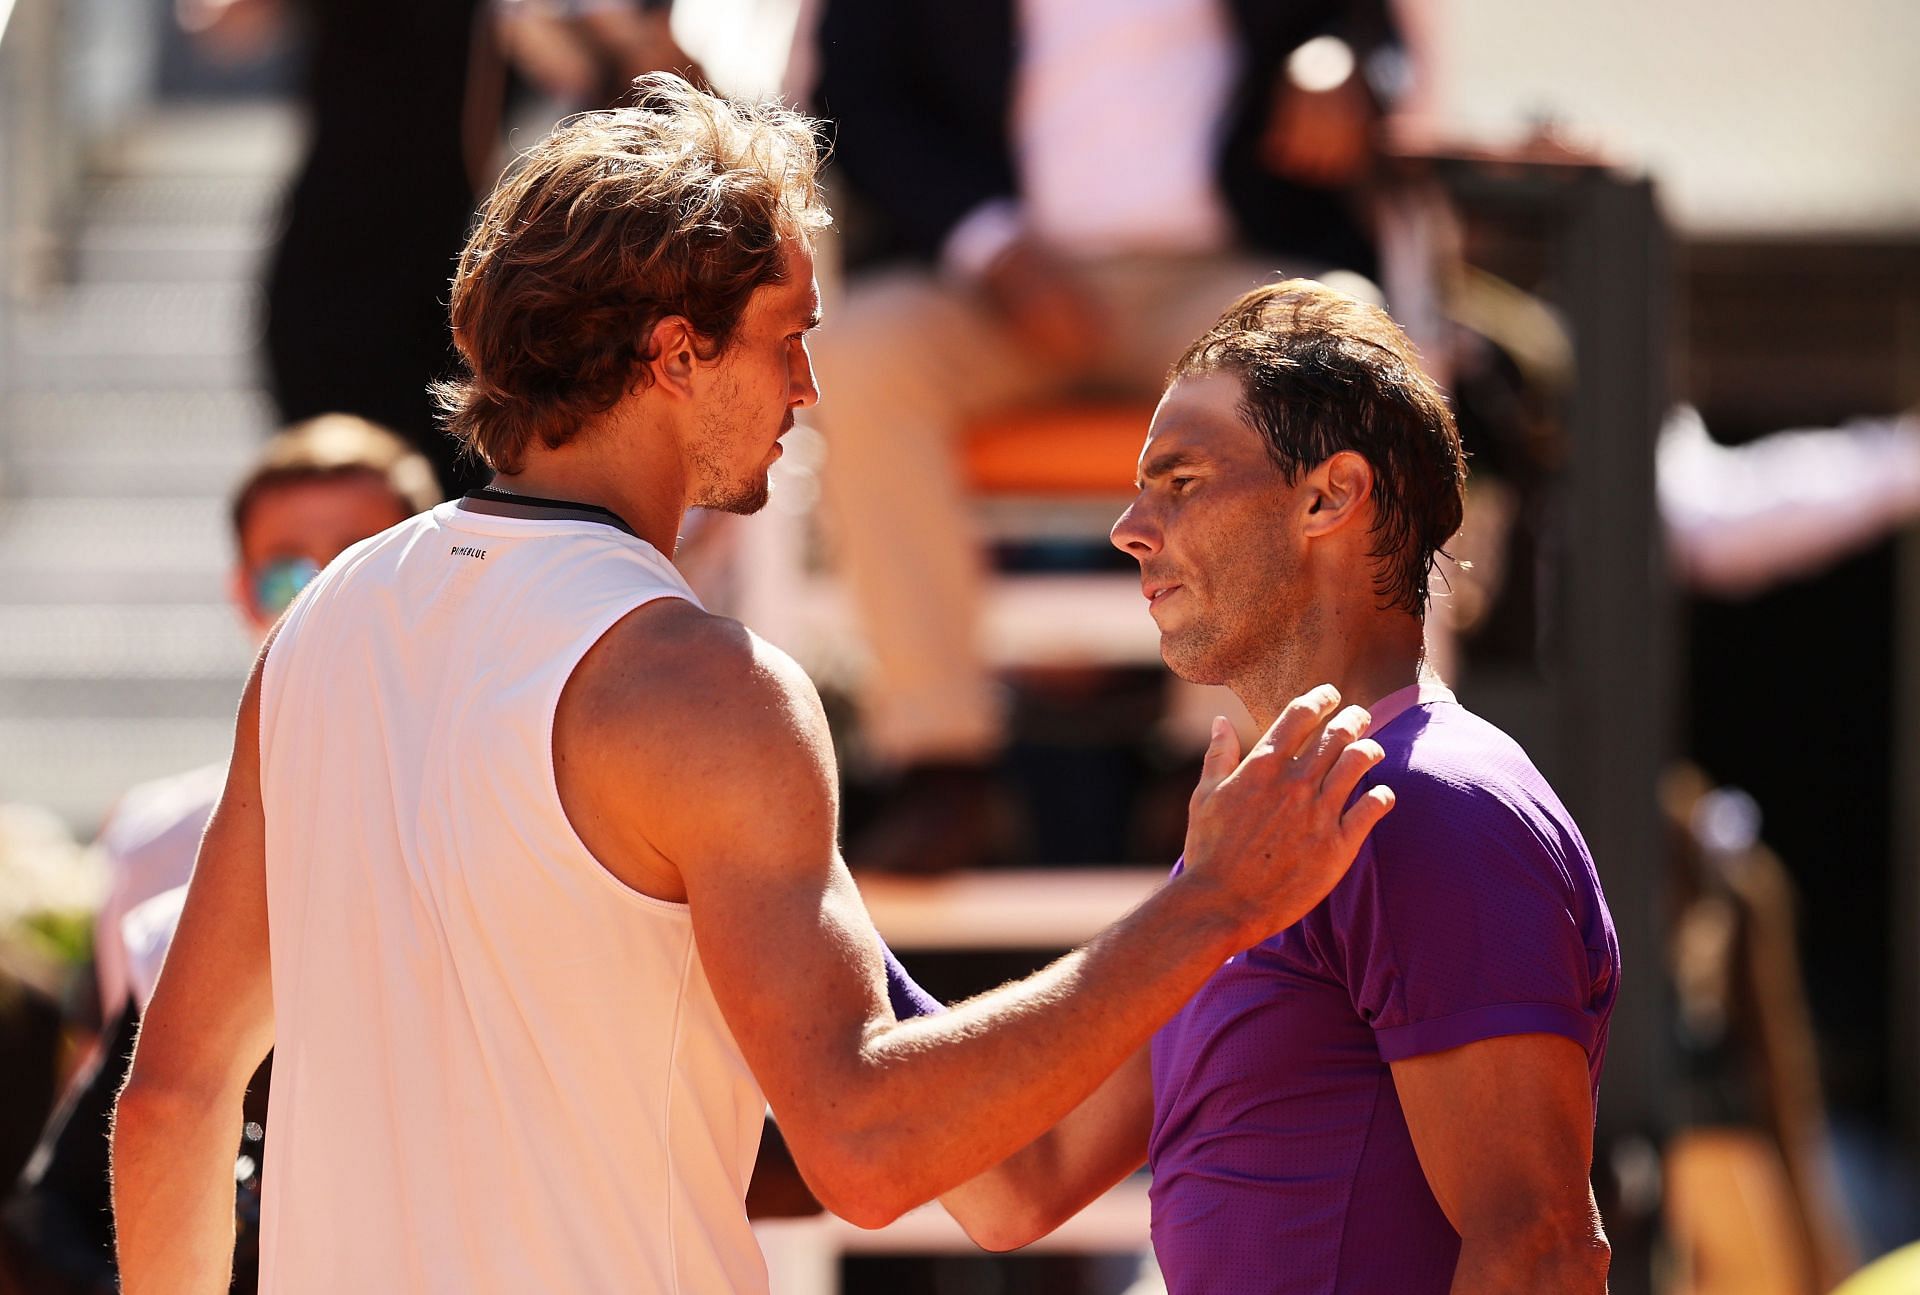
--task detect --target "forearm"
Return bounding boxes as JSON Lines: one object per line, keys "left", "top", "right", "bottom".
{"left": 797, "top": 878, "right": 1232, "bottom": 1223}
{"left": 938, "top": 1141, "right": 1055, "bottom": 1251}
{"left": 937, "top": 1044, "right": 1151, "bottom": 1250}
{"left": 1451, "top": 1226, "right": 1610, "bottom": 1294}
{"left": 111, "top": 1080, "right": 245, "bottom": 1294}
{"left": 937, "top": 1123, "right": 1141, "bottom": 1252}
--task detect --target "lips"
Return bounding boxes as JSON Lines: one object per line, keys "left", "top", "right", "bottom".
{"left": 1142, "top": 580, "right": 1182, "bottom": 607}
{"left": 769, "top": 415, "right": 796, "bottom": 460}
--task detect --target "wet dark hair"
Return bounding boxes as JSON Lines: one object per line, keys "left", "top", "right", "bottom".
{"left": 1170, "top": 279, "right": 1466, "bottom": 614}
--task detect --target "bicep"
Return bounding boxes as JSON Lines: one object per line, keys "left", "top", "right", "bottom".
{"left": 127, "top": 653, "right": 274, "bottom": 1101}
{"left": 612, "top": 628, "right": 891, "bottom": 1130}
{"left": 1389, "top": 1032, "right": 1597, "bottom": 1240}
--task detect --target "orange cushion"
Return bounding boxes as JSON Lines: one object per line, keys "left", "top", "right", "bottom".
{"left": 961, "top": 405, "right": 1156, "bottom": 495}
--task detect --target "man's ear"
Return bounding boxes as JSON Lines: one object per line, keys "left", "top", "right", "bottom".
{"left": 641, "top": 315, "right": 704, "bottom": 398}
{"left": 1301, "top": 450, "right": 1373, "bottom": 539}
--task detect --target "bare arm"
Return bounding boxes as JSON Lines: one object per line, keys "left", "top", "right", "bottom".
{"left": 559, "top": 604, "right": 1391, "bottom": 1227}
{"left": 1391, "top": 1033, "right": 1612, "bottom": 1293}
{"left": 746, "top": 1117, "right": 824, "bottom": 1219}
{"left": 112, "top": 643, "right": 276, "bottom": 1295}
{"left": 938, "top": 1044, "right": 1153, "bottom": 1251}
{"left": 935, "top": 736, "right": 1267, "bottom": 1248}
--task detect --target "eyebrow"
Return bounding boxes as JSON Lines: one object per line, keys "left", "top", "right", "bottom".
{"left": 1135, "top": 447, "right": 1207, "bottom": 490}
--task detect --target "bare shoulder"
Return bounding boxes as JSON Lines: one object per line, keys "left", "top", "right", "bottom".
{"left": 566, "top": 596, "right": 830, "bottom": 748}
{"left": 557, "top": 596, "right": 839, "bottom": 866}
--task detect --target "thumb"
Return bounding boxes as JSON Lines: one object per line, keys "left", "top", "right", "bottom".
{"left": 1190, "top": 716, "right": 1243, "bottom": 810}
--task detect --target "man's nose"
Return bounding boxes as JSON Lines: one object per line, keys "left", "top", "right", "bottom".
{"left": 791, "top": 343, "right": 821, "bottom": 409}
{"left": 1110, "top": 499, "right": 1159, "bottom": 558}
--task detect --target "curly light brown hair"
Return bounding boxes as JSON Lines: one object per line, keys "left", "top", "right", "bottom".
{"left": 434, "top": 74, "right": 830, "bottom": 474}
{"left": 1171, "top": 280, "right": 1466, "bottom": 615}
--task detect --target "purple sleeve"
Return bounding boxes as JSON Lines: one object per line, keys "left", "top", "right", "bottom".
{"left": 1324, "top": 780, "right": 1601, "bottom": 1063}
{"left": 881, "top": 938, "right": 945, "bottom": 1019}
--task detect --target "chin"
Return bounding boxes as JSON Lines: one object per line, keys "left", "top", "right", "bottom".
{"left": 1158, "top": 632, "right": 1231, "bottom": 687}
{"left": 699, "top": 475, "right": 772, "bottom": 517}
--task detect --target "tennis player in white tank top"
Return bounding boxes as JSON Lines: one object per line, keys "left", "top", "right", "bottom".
{"left": 112, "top": 75, "right": 1395, "bottom": 1293}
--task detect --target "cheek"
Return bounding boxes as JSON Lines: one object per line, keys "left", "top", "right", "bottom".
{"left": 1189, "top": 517, "right": 1291, "bottom": 600}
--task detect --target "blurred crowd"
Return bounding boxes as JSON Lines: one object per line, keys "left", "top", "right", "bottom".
{"left": 1, "top": 1, "right": 1917, "bottom": 1292}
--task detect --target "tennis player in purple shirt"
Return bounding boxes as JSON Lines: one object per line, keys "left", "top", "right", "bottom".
{"left": 939, "top": 281, "right": 1618, "bottom": 1293}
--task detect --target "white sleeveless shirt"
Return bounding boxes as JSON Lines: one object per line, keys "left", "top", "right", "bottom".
{"left": 256, "top": 496, "right": 767, "bottom": 1294}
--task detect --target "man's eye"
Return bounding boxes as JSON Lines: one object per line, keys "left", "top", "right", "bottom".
{"left": 1170, "top": 476, "right": 1196, "bottom": 491}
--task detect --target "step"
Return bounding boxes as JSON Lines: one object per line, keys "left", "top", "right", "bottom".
{"left": 0, "top": 603, "right": 250, "bottom": 680}
{"left": 0, "top": 497, "right": 232, "bottom": 600}
{"left": 0, "top": 676, "right": 245, "bottom": 725}
{"left": 72, "top": 222, "right": 272, "bottom": 285}
{"left": 82, "top": 174, "right": 283, "bottom": 230}
{"left": 14, "top": 280, "right": 260, "bottom": 390}
{"left": 92, "top": 103, "right": 301, "bottom": 183}
{"left": 5, "top": 389, "right": 269, "bottom": 495}
{"left": 72, "top": 172, "right": 281, "bottom": 283}
{"left": 0, "top": 716, "right": 236, "bottom": 834}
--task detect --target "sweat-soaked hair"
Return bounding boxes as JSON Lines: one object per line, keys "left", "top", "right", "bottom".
{"left": 433, "top": 74, "right": 830, "bottom": 474}
{"left": 1170, "top": 280, "right": 1466, "bottom": 615}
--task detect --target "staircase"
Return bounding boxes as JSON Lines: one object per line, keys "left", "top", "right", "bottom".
{"left": 0, "top": 104, "right": 298, "bottom": 832}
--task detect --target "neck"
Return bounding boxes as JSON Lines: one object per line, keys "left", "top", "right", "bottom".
{"left": 489, "top": 411, "right": 687, "bottom": 556}
{"left": 1235, "top": 608, "right": 1432, "bottom": 733}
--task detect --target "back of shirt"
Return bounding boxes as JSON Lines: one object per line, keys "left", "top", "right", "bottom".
{"left": 256, "top": 499, "right": 767, "bottom": 1295}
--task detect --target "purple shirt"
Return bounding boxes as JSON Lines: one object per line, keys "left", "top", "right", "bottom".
{"left": 1148, "top": 684, "right": 1619, "bottom": 1294}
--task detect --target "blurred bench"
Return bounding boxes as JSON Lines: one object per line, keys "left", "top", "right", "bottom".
{"left": 736, "top": 403, "right": 1160, "bottom": 672}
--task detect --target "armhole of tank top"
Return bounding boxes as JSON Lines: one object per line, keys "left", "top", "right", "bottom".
{"left": 255, "top": 579, "right": 319, "bottom": 790}
{"left": 255, "top": 600, "right": 297, "bottom": 792}
{"left": 540, "top": 590, "right": 697, "bottom": 919}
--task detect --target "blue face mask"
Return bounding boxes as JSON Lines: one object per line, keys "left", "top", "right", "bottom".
{"left": 250, "top": 557, "right": 322, "bottom": 617}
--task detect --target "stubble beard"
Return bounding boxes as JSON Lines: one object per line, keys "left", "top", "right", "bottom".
{"left": 694, "top": 471, "right": 771, "bottom": 516}
{"left": 1160, "top": 547, "right": 1319, "bottom": 715}
{"left": 1159, "top": 611, "right": 1231, "bottom": 687}
{"left": 688, "top": 397, "right": 774, "bottom": 516}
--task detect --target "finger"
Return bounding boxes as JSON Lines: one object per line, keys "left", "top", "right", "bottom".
{"left": 1337, "top": 784, "right": 1396, "bottom": 852}
{"left": 1299, "top": 704, "right": 1372, "bottom": 785}
{"left": 1189, "top": 716, "right": 1244, "bottom": 811}
{"left": 1258, "top": 684, "right": 1342, "bottom": 760}
{"left": 1321, "top": 737, "right": 1386, "bottom": 806}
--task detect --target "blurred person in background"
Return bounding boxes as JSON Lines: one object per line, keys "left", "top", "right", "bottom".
{"left": 806, "top": 0, "right": 1411, "bottom": 873}
{"left": 1657, "top": 404, "right": 1920, "bottom": 600}
{"left": 0, "top": 812, "right": 89, "bottom": 1227}
{"left": 0, "top": 417, "right": 436, "bottom": 1295}
{"left": 492, "top": 0, "right": 705, "bottom": 109}
{"left": 178, "top": 0, "right": 500, "bottom": 496}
